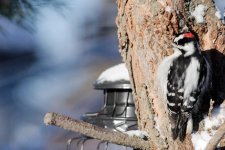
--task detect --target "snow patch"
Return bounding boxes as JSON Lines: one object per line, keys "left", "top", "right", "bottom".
{"left": 191, "top": 5, "right": 207, "bottom": 23}
{"left": 192, "top": 106, "right": 225, "bottom": 150}
{"left": 95, "top": 63, "right": 130, "bottom": 84}
{"left": 214, "top": 0, "right": 225, "bottom": 20}
{"left": 204, "top": 107, "right": 225, "bottom": 131}
{"left": 126, "top": 130, "right": 149, "bottom": 139}
{"left": 215, "top": 7, "right": 222, "bottom": 19}
{"left": 192, "top": 131, "right": 214, "bottom": 150}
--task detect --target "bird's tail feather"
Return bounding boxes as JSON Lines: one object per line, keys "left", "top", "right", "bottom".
{"left": 171, "top": 113, "right": 189, "bottom": 141}
{"left": 171, "top": 126, "right": 179, "bottom": 140}
{"left": 171, "top": 115, "right": 180, "bottom": 140}
{"left": 179, "top": 121, "right": 187, "bottom": 141}
{"left": 178, "top": 113, "right": 188, "bottom": 141}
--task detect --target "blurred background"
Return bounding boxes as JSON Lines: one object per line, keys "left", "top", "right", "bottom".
{"left": 0, "top": 0, "right": 224, "bottom": 150}
{"left": 0, "top": 0, "right": 122, "bottom": 150}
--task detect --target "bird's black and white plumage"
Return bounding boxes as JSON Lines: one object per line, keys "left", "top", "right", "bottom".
{"left": 158, "top": 32, "right": 210, "bottom": 141}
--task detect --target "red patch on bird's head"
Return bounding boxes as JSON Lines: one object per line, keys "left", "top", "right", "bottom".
{"left": 184, "top": 32, "right": 194, "bottom": 38}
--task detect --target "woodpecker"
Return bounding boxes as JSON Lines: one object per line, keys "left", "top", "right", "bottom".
{"left": 158, "top": 32, "right": 210, "bottom": 141}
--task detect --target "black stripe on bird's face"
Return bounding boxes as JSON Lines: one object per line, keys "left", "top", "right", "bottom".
{"left": 174, "top": 37, "right": 195, "bottom": 46}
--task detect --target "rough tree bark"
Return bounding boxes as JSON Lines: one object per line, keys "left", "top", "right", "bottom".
{"left": 116, "top": 0, "right": 224, "bottom": 149}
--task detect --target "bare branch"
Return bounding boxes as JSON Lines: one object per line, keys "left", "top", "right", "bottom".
{"left": 206, "top": 122, "right": 225, "bottom": 150}
{"left": 43, "top": 112, "right": 151, "bottom": 150}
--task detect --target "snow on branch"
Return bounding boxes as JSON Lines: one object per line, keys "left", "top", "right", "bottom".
{"left": 192, "top": 106, "right": 225, "bottom": 150}
{"left": 43, "top": 112, "right": 151, "bottom": 150}
{"left": 206, "top": 122, "right": 225, "bottom": 150}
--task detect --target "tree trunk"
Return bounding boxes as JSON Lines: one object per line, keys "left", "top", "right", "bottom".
{"left": 116, "top": 0, "right": 224, "bottom": 149}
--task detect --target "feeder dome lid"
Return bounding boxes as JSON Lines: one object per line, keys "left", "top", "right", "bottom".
{"left": 94, "top": 63, "right": 131, "bottom": 89}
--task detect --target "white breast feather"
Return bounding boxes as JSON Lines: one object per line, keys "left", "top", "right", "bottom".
{"left": 183, "top": 57, "right": 200, "bottom": 98}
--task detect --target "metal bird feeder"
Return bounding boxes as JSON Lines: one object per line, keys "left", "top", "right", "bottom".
{"left": 67, "top": 80, "right": 138, "bottom": 150}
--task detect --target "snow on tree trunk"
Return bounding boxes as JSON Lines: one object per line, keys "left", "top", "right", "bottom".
{"left": 116, "top": 0, "right": 224, "bottom": 149}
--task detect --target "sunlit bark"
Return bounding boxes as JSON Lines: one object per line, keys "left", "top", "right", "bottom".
{"left": 116, "top": 0, "right": 224, "bottom": 149}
